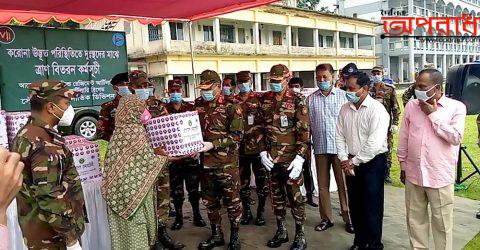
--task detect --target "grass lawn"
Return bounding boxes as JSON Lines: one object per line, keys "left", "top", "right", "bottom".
{"left": 95, "top": 91, "right": 480, "bottom": 248}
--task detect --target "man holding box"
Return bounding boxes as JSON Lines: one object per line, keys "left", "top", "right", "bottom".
{"left": 129, "top": 71, "right": 185, "bottom": 250}
{"left": 165, "top": 79, "right": 206, "bottom": 230}
{"left": 12, "top": 80, "right": 86, "bottom": 250}
{"left": 195, "top": 70, "right": 244, "bottom": 250}
{"left": 234, "top": 70, "right": 269, "bottom": 226}
{"left": 260, "top": 64, "right": 310, "bottom": 250}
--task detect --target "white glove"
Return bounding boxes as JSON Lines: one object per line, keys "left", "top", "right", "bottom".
{"left": 287, "top": 155, "right": 305, "bottom": 180}
{"left": 201, "top": 142, "right": 214, "bottom": 152}
{"left": 390, "top": 125, "right": 399, "bottom": 134}
{"left": 66, "top": 241, "right": 82, "bottom": 250}
{"left": 260, "top": 151, "right": 274, "bottom": 171}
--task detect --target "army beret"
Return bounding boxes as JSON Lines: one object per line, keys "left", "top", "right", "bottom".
{"left": 371, "top": 66, "right": 384, "bottom": 73}
{"left": 29, "top": 79, "right": 81, "bottom": 100}
{"left": 342, "top": 63, "right": 358, "bottom": 77}
{"left": 269, "top": 64, "right": 289, "bottom": 79}
{"left": 236, "top": 71, "right": 251, "bottom": 83}
{"left": 198, "top": 70, "right": 221, "bottom": 90}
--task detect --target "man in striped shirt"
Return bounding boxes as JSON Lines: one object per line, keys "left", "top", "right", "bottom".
{"left": 308, "top": 63, "right": 353, "bottom": 234}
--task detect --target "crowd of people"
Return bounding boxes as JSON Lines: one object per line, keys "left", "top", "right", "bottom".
{"left": 0, "top": 61, "right": 474, "bottom": 250}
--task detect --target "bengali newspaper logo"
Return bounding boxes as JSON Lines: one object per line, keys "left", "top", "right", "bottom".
{"left": 381, "top": 8, "right": 480, "bottom": 42}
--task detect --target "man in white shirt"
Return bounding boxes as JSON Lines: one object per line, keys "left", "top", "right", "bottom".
{"left": 336, "top": 71, "right": 390, "bottom": 250}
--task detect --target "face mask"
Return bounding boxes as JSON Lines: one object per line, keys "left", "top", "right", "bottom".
{"left": 147, "top": 87, "right": 155, "bottom": 97}
{"left": 117, "top": 86, "right": 131, "bottom": 96}
{"left": 345, "top": 90, "right": 362, "bottom": 104}
{"left": 292, "top": 87, "right": 301, "bottom": 93}
{"left": 141, "top": 109, "right": 152, "bottom": 125}
{"left": 222, "top": 86, "right": 231, "bottom": 96}
{"left": 201, "top": 90, "right": 215, "bottom": 101}
{"left": 270, "top": 82, "right": 283, "bottom": 93}
{"left": 135, "top": 89, "right": 150, "bottom": 100}
{"left": 414, "top": 84, "right": 437, "bottom": 102}
{"left": 52, "top": 104, "right": 75, "bottom": 126}
{"left": 238, "top": 82, "right": 251, "bottom": 93}
{"left": 170, "top": 92, "right": 183, "bottom": 103}
{"left": 317, "top": 81, "right": 331, "bottom": 91}
{"left": 372, "top": 75, "right": 383, "bottom": 83}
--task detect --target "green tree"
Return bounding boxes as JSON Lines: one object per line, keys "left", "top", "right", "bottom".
{"left": 297, "top": 0, "right": 320, "bottom": 10}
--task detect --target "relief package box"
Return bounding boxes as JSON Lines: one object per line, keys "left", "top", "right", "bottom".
{"left": 6, "top": 112, "right": 30, "bottom": 147}
{"left": 64, "top": 135, "right": 87, "bottom": 146}
{"left": 0, "top": 111, "right": 8, "bottom": 149}
{"left": 145, "top": 111, "right": 204, "bottom": 157}
{"left": 66, "top": 141, "right": 103, "bottom": 183}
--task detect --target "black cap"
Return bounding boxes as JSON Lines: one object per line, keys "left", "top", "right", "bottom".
{"left": 341, "top": 63, "right": 358, "bottom": 77}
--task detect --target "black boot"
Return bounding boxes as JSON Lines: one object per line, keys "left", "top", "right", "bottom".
{"left": 171, "top": 202, "right": 183, "bottom": 231}
{"left": 198, "top": 224, "right": 225, "bottom": 250}
{"left": 306, "top": 193, "right": 318, "bottom": 208}
{"left": 227, "top": 226, "right": 241, "bottom": 250}
{"left": 255, "top": 197, "right": 266, "bottom": 226}
{"left": 169, "top": 203, "right": 176, "bottom": 217}
{"left": 290, "top": 223, "right": 307, "bottom": 250}
{"left": 267, "top": 218, "right": 289, "bottom": 248}
{"left": 158, "top": 224, "right": 185, "bottom": 250}
{"left": 384, "top": 164, "right": 393, "bottom": 184}
{"left": 191, "top": 197, "right": 206, "bottom": 227}
{"left": 240, "top": 198, "right": 253, "bottom": 225}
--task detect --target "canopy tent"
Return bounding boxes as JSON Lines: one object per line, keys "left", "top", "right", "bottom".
{"left": 0, "top": 0, "right": 280, "bottom": 24}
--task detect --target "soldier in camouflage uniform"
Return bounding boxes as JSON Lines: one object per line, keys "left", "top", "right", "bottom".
{"left": 12, "top": 80, "right": 86, "bottom": 250}
{"left": 222, "top": 77, "right": 237, "bottom": 97}
{"left": 195, "top": 70, "right": 244, "bottom": 250}
{"left": 402, "top": 83, "right": 416, "bottom": 107}
{"left": 370, "top": 66, "right": 400, "bottom": 184}
{"left": 96, "top": 72, "right": 130, "bottom": 141}
{"left": 165, "top": 79, "right": 206, "bottom": 231}
{"left": 260, "top": 64, "right": 309, "bottom": 250}
{"left": 232, "top": 71, "right": 269, "bottom": 227}
{"left": 129, "top": 71, "right": 185, "bottom": 250}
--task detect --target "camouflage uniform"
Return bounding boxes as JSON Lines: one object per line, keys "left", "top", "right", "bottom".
{"left": 97, "top": 95, "right": 120, "bottom": 141}
{"left": 234, "top": 90, "right": 269, "bottom": 224}
{"left": 370, "top": 79, "right": 400, "bottom": 180}
{"left": 402, "top": 84, "right": 416, "bottom": 107}
{"left": 195, "top": 93, "right": 244, "bottom": 226}
{"left": 12, "top": 80, "right": 86, "bottom": 249}
{"left": 165, "top": 101, "right": 202, "bottom": 213}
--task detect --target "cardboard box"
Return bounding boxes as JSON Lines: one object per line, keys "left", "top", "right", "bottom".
{"left": 64, "top": 135, "right": 87, "bottom": 146}
{"left": 66, "top": 141, "right": 103, "bottom": 183}
{"left": 6, "top": 112, "right": 30, "bottom": 147}
{"left": 146, "top": 111, "right": 204, "bottom": 156}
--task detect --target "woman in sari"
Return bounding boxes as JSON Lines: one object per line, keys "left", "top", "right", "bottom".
{"left": 103, "top": 94, "right": 168, "bottom": 250}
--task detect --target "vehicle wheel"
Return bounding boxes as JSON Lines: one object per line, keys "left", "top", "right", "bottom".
{"left": 74, "top": 116, "right": 98, "bottom": 140}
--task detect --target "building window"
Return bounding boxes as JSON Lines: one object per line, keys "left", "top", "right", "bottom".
{"left": 273, "top": 31, "right": 283, "bottom": 45}
{"left": 203, "top": 25, "right": 214, "bottom": 42}
{"left": 325, "top": 36, "right": 333, "bottom": 47}
{"left": 348, "top": 37, "right": 354, "bottom": 48}
{"left": 250, "top": 29, "right": 254, "bottom": 44}
{"left": 238, "top": 28, "right": 246, "bottom": 44}
{"left": 319, "top": 34, "right": 324, "bottom": 47}
{"left": 148, "top": 24, "right": 162, "bottom": 41}
{"left": 291, "top": 32, "right": 297, "bottom": 46}
{"left": 340, "top": 37, "right": 347, "bottom": 48}
{"left": 170, "top": 22, "right": 184, "bottom": 40}
{"left": 220, "top": 25, "right": 235, "bottom": 43}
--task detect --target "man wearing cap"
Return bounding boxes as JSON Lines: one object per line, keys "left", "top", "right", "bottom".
{"left": 222, "top": 77, "right": 237, "bottom": 97}
{"left": 370, "top": 66, "right": 400, "bottom": 184}
{"left": 165, "top": 79, "right": 206, "bottom": 231}
{"left": 129, "top": 71, "right": 185, "bottom": 250}
{"left": 97, "top": 72, "right": 130, "bottom": 141}
{"left": 195, "top": 70, "right": 244, "bottom": 250}
{"left": 233, "top": 71, "right": 269, "bottom": 227}
{"left": 11, "top": 80, "right": 86, "bottom": 250}
{"left": 260, "top": 64, "right": 309, "bottom": 250}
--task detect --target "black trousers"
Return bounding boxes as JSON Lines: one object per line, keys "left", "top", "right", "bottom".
{"left": 302, "top": 159, "right": 314, "bottom": 197}
{"left": 346, "top": 153, "right": 386, "bottom": 249}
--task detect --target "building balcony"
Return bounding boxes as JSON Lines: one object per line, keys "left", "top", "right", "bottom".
{"left": 318, "top": 47, "right": 336, "bottom": 56}
{"left": 259, "top": 44, "right": 288, "bottom": 55}
{"left": 338, "top": 48, "right": 355, "bottom": 56}
{"left": 220, "top": 43, "right": 256, "bottom": 55}
{"left": 357, "top": 49, "right": 374, "bottom": 57}
{"left": 291, "top": 46, "right": 316, "bottom": 56}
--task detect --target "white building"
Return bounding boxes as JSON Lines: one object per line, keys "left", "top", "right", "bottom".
{"left": 340, "top": 0, "right": 480, "bottom": 83}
